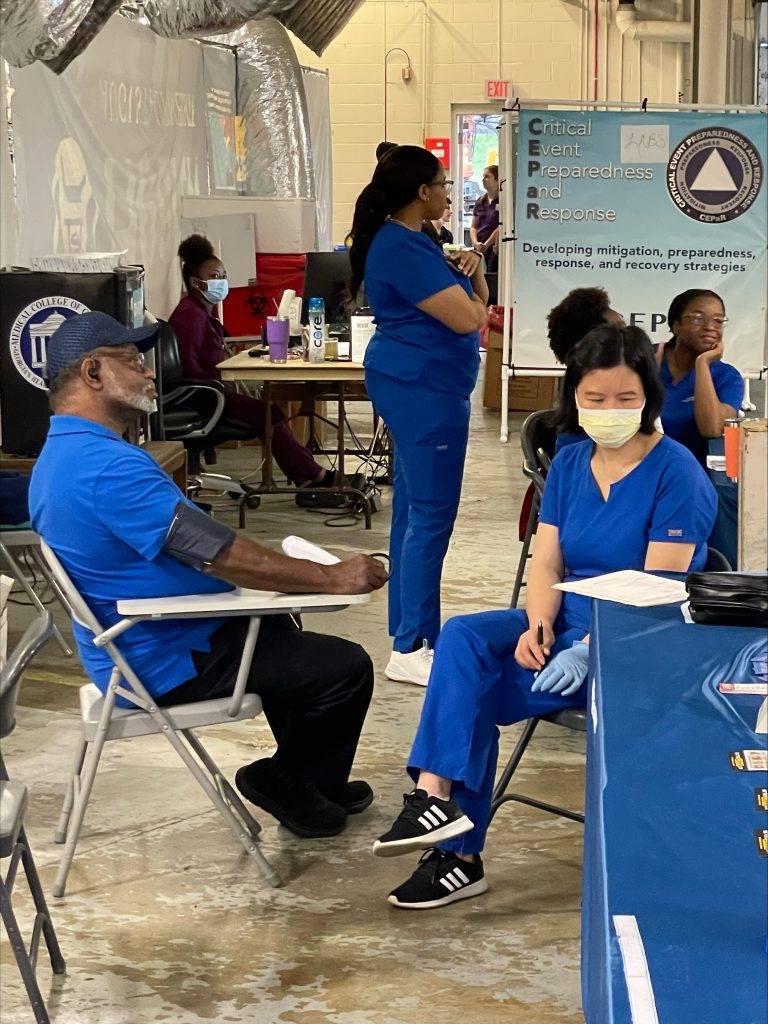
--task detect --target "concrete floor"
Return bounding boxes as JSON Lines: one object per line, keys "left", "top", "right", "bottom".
{"left": 0, "top": 375, "right": 586, "bottom": 1023}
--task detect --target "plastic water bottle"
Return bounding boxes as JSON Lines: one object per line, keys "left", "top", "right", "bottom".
{"left": 307, "top": 297, "right": 326, "bottom": 363}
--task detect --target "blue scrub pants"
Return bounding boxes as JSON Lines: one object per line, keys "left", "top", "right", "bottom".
{"left": 407, "top": 609, "right": 586, "bottom": 854}
{"left": 365, "top": 370, "right": 470, "bottom": 653}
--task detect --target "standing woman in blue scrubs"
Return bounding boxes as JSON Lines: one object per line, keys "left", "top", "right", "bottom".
{"left": 658, "top": 289, "right": 743, "bottom": 466}
{"left": 349, "top": 146, "right": 489, "bottom": 687}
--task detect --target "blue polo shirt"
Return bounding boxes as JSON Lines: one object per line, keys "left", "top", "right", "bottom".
{"left": 29, "top": 416, "right": 231, "bottom": 701}
{"left": 363, "top": 220, "right": 481, "bottom": 396}
{"left": 660, "top": 352, "right": 743, "bottom": 466}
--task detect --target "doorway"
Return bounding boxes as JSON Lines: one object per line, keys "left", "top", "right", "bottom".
{"left": 451, "top": 106, "right": 503, "bottom": 246}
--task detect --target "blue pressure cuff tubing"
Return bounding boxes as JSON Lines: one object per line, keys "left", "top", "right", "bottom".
{"left": 162, "top": 500, "right": 236, "bottom": 570}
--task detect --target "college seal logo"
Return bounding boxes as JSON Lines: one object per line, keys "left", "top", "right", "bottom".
{"left": 667, "top": 126, "right": 763, "bottom": 223}
{"left": 9, "top": 296, "right": 90, "bottom": 390}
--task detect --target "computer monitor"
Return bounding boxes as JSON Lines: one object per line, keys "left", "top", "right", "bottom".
{"left": 301, "top": 251, "right": 366, "bottom": 326}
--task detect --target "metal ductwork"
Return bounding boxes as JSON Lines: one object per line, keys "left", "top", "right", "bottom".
{"left": 0, "top": 0, "right": 366, "bottom": 73}
{"left": 614, "top": 0, "right": 693, "bottom": 43}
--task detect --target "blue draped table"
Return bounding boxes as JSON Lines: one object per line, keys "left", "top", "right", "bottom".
{"left": 582, "top": 600, "right": 767, "bottom": 1024}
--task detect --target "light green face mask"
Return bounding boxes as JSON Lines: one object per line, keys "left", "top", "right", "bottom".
{"left": 576, "top": 399, "right": 645, "bottom": 449}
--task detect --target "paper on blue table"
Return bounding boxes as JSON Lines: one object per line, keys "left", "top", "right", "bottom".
{"left": 553, "top": 570, "right": 688, "bottom": 607}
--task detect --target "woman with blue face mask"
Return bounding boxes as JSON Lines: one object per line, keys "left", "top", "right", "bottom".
{"left": 372, "top": 324, "right": 718, "bottom": 911}
{"left": 169, "top": 234, "right": 334, "bottom": 494}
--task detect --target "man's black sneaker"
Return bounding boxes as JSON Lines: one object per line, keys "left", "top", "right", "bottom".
{"left": 388, "top": 849, "right": 488, "bottom": 910}
{"left": 235, "top": 758, "right": 347, "bottom": 838}
{"left": 372, "top": 789, "right": 472, "bottom": 857}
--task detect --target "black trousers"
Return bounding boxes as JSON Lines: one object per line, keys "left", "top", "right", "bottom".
{"left": 157, "top": 616, "right": 374, "bottom": 802}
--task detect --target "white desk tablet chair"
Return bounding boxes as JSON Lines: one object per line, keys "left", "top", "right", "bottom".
{"left": 40, "top": 540, "right": 368, "bottom": 898}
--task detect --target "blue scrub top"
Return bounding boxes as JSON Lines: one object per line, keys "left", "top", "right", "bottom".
{"left": 29, "top": 416, "right": 231, "bottom": 700}
{"left": 539, "top": 435, "right": 717, "bottom": 633}
{"left": 363, "top": 220, "right": 481, "bottom": 396}
{"left": 659, "top": 350, "right": 743, "bottom": 466}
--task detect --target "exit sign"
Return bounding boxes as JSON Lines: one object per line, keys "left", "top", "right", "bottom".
{"left": 485, "top": 79, "right": 509, "bottom": 100}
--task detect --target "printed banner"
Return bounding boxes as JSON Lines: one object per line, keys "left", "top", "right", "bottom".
{"left": 513, "top": 110, "right": 767, "bottom": 374}
{"left": 11, "top": 16, "right": 208, "bottom": 317}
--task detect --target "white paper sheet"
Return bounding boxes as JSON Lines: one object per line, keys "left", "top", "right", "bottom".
{"left": 553, "top": 570, "right": 688, "bottom": 607}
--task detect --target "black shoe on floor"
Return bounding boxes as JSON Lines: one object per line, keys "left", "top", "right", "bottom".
{"left": 327, "top": 781, "right": 373, "bottom": 815}
{"left": 235, "top": 758, "right": 347, "bottom": 838}
{"left": 372, "top": 789, "right": 472, "bottom": 857}
{"left": 295, "top": 471, "right": 345, "bottom": 509}
{"left": 388, "top": 849, "right": 488, "bottom": 910}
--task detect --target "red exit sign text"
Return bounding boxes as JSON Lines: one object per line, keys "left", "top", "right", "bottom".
{"left": 485, "top": 79, "right": 509, "bottom": 100}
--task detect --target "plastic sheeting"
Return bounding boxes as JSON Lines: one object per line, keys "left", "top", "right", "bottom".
{"left": 214, "top": 19, "right": 314, "bottom": 200}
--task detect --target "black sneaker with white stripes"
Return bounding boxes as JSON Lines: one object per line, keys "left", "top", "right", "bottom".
{"left": 388, "top": 849, "right": 488, "bottom": 909}
{"left": 372, "top": 788, "right": 472, "bottom": 857}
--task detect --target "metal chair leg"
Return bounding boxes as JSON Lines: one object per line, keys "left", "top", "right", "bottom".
{"left": 54, "top": 738, "right": 88, "bottom": 844}
{"left": 0, "top": 542, "right": 72, "bottom": 656}
{"left": 490, "top": 718, "right": 540, "bottom": 821}
{"left": 491, "top": 717, "right": 585, "bottom": 825}
{"left": 178, "top": 730, "right": 280, "bottom": 887}
{"left": 53, "top": 726, "right": 110, "bottom": 898}
{"left": 510, "top": 495, "right": 539, "bottom": 608}
{"left": 0, "top": 883, "right": 51, "bottom": 1024}
{"left": 18, "top": 828, "right": 67, "bottom": 975}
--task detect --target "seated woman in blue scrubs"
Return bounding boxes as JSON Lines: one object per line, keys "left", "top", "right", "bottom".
{"left": 658, "top": 289, "right": 743, "bottom": 466}
{"left": 371, "top": 324, "right": 717, "bottom": 910}
{"left": 349, "top": 146, "right": 489, "bottom": 688}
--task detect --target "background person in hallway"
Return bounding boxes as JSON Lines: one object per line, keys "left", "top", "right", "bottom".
{"left": 469, "top": 165, "right": 500, "bottom": 273}
{"left": 657, "top": 289, "right": 743, "bottom": 467}
{"left": 371, "top": 325, "right": 716, "bottom": 910}
{"left": 31, "top": 312, "right": 389, "bottom": 840}
{"left": 169, "top": 234, "right": 337, "bottom": 497}
{"left": 349, "top": 145, "right": 488, "bottom": 688}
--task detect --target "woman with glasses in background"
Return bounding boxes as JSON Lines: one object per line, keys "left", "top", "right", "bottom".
{"left": 657, "top": 289, "right": 744, "bottom": 466}
{"left": 349, "top": 146, "right": 488, "bottom": 688}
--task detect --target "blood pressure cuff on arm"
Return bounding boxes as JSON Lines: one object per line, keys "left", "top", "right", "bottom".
{"left": 162, "top": 500, "right": 236, "bottom": 570}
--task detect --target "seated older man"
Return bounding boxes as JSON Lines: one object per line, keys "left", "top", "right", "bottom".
{"left": 30, "top": 312, "right": 388, "bottom": 840}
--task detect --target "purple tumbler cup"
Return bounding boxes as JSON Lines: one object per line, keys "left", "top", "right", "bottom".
{"left": 266, "top": 316, "right": 290, "bottom": 362}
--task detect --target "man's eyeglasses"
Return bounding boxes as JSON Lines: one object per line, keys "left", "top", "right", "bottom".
{"left": 94, "top": 348, "right": 147, "bottom": 371}
{"left": 682, "top": 313, "right": 728, "bottom": 329}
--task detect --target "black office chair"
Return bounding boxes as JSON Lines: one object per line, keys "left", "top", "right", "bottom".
{"left": 510, "top": 409, "right": 558, "bottom": 607}
{"left": 151, "top": 322, "right": 261, "bottom": 513}
{"left": 703, "top": 546, "right": 731, "bottom": 572}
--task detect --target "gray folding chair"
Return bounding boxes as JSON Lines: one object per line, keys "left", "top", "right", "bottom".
{"left": 1, "top": 610, "right": 66, "bottom": 1024}
{"left": 39, "top": 541, "right": 368, "bottom": 898}
{"left": 0, "top": 531, "right": 72, "bottom": 656}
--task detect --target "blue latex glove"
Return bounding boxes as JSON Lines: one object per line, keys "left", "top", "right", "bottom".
{"left": 531, "top": 641, "right": 589, "bottom": 697}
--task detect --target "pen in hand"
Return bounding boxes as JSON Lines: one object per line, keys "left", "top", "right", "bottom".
{"left": 537, "top": 619, "right": 544, "bottom": 648}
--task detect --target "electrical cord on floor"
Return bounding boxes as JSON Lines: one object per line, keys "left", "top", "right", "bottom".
{"left": 5, "top": 548, "right": 55, "bottom": 606}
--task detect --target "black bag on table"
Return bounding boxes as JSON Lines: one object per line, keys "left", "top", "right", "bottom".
{"left": 686, "top": 571, "right": 768, "bottom": 628}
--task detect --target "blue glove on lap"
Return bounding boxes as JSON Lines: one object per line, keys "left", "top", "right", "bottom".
{"left": 531, "top": 641, "right": 589, "bottom": 697}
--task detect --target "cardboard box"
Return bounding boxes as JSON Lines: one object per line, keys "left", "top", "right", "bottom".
{"left": 483, "top": 330, "right": 556, "bottom": 411}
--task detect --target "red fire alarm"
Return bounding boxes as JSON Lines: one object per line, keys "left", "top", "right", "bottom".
{"left": 424, "top": 137, "right": 450, "bottom": 168}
